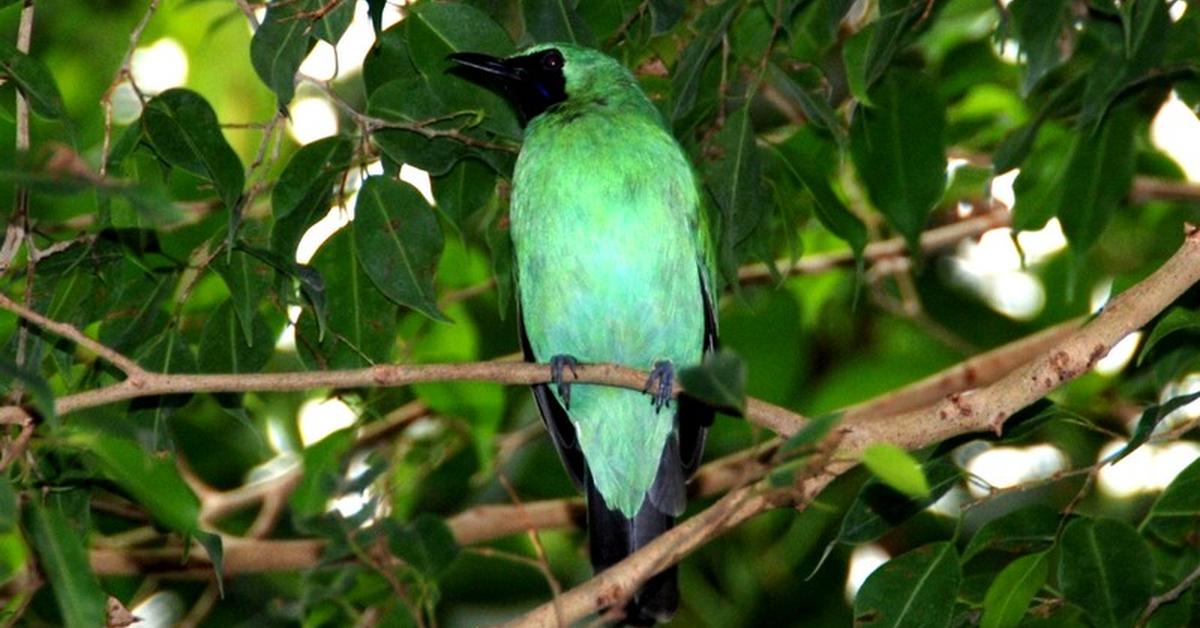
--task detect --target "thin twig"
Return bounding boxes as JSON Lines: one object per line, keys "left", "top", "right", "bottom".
{"left": 99, "top": 0, "right": 161, "bottom": 177}
{"left": 1140, "top": 563, "right": 1200, "bottom": 625}
{"left": 0, "top": 292, "right": 146, "bottom": 378}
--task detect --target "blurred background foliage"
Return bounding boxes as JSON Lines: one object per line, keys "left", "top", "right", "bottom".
{"left": 1, "top": 0, "right": 1200, "bottom": 626}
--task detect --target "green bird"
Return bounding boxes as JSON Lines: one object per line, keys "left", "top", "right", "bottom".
{"left": 450, "top": 43, "right": 717, "bottom": 624}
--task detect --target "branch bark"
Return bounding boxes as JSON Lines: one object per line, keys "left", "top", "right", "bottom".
{"left": 505, "top": 225, "right": 1200, "bottom": 626}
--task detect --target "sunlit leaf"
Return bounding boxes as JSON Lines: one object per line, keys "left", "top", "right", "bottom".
{"left": 861, "top": 444, "right": 930, "bottom": 499}
{"left": 980, "top": 551, "right": 1049, "bottom": 628}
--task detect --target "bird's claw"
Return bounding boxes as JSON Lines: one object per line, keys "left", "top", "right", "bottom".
{"left": 644, "top": 360, "right": 674, "bottom": 414}
{"left": 550, "top": 354, "right": 580, "bottom": 409}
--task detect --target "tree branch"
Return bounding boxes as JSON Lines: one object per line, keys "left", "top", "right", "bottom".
{"left": 0, "top": 293, "right": 145, "bottom": 378}
{"left": 79, "top": 220, "right": 1195, "bottom": 585}
{"left": 504, "top": 224, "right": 1200, "bottom": 625}
{"left": 738, "top": 210, "right": 1011, "bottom": 284}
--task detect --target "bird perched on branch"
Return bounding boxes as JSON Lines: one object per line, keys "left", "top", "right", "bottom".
{"left": 450, "top": 44, "right": 718, "bottom": 624}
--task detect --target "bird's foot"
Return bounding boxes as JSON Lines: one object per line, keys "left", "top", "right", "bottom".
{"left": 550, "top": 354, "right": 580, "bottom": 409}
{"left": 644, "top": 360, "right": 674, "bottom": 414}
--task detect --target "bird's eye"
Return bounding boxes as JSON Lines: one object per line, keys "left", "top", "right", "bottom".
{"left": 542, "top": 50, "right": 563, "bottom": 71}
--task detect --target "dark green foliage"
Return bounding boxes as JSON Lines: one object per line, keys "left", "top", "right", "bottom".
{"left": 2, "top": 0, "right": 1199, "bottom": 625}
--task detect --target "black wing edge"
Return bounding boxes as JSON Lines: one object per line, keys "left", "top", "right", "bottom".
{"left": 518, "top": 303, "right": 587, "bottom": 489}
{"left": 678, "top": 266, "right": 718, "bottom": 478}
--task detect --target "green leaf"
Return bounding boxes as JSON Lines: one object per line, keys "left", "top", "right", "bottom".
{"left": 1139, "top": 307, "right": 1200, "bottom": 365}
{"left": 367, "top": 77, "right": 500, "bottom": 177}
{"left": 1112, "top": 391, "right": 1200, "bottom": 463}
{"left": 387, "top": 514, "right": 460, "bottom": 579}
{"left": 0, "top": 360, "right": 55, "bottom": 423}
{"left": 25, "top": 498, "right": 106, "bottom": 628}
{"left": 980, "top": 552, "right": 1049, "bottom": 628}
{"left": 433, "top": 158, "right": 496, "bottom": 231}
{"left": 1143, "top": 456, "right": 1200, "bottom": 546}
{"left": 679, "top": 349, "right": 747, "bottom": 415}
{"left": 861, "top": 444, "right": 930, "bottom": 499}
{"left": 778, "top": 412, "right": 842, "bottom": 458}
{"left": 842, "top": 0, "right": 924, "bottom": 100}
{"left": 250, "top": 1, "right": 315, "bottom": 105}
{"left": 214, "top": 249, "right": 272, "bottom": 347}
{"left": 0, "top": 477, "right": 16, "bottom": 533}
{"left": 486, "top": 209, "right": 514, "bottom": 317}
{"left": 853, "top": 542, "right": 961, "bottom": 628}
{"left": 772, "top": 128, "right": 867, "bottom": 257}
{"left": 0, "top": 38, "right": 67, "bottom": 118}
{"left": 837, "top": 457, "right": 961, "bottom": 544}
{"left": 962, "top": 504, "right": 1059, "bottom": 562}
{"left": 273, "top": 136, "right": 354, "bottom": 221}
{"left": 268, "top": 135, "right": 350, "bottom": 258}
{"left": 1079, "top": 0, "right": 1169, "bottom": 129}
{"left": 66, "top": 429, "right": 206, "bottom": 537}
{"left": 141, "top": 89, "right": 245, "bottom": 212}
{"left": 765, "top": 64, "right": 842, "bottom": 136}
{"left": 315, "top": 0, "right": 355, "bottom": 44}
{"left": 1056, "top": 105, "right": 1137, "bottom": 254}
{"left": 291, "top": 428, "right": 355, "bottom": 523}
{"left": 405, "top": 1, "right": 519, "bottom": 138}
{"left": 363, "top": 22, "right": 420, "bottom": 95}
{"left": 849, "top": 70, "right": 947, "bottom": 252}
{"left": 1009, "top": 0, "right": 1070, "bottom": 94}
{"left": 296, "top": 229, "right": 398, "bottom": 369}
{"left": 522, "top": 0, "right": 596, "bottom": 45}
{"left": 1059, "top": 517, "right": 1153, "bottom": 628}
{"left": 353, "top": 176, "right": 446, "bottom": 321}
{"left": 196, "top": 300, "right": 274, "bottom": 374}
{"left": 704, "top": 105, "right": 764, "bottom": 275}
{"left": 1010, "top": 123, "right": 1072, "bottom": 231}
{"left": 668, "top": 0, "right": 740, "bottom": 123}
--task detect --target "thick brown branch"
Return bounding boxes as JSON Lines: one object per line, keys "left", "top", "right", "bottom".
{"left": 506, "top": 225, "right": 1200, "bottom": 625}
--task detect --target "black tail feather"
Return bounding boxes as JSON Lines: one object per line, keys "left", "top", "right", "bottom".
{"left": 586, "top": 474, "right": 678, "bottom": 625}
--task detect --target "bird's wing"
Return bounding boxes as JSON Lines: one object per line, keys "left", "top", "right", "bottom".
{"left": 518, "top": 301, "right": 586, "bottom": 489}
{"left": 677, "top": 266, "right": 718, "bottom": 479}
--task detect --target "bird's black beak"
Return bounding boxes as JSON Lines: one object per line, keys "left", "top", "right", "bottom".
{"left": 447, "top": 49, "right": 567, "bottom": 125}
{"left": 447, "top": 52, "right": 523, "bottom": 88}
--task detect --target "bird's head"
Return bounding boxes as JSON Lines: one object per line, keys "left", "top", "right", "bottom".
{"left": 448, "top": 44, "right": 638, "bottom": 126}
